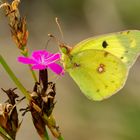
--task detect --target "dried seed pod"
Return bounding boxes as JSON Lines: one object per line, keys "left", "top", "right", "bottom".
{"left": 0, "top": 0, "right": 28, "bottom": 55}
{"left": 0, "top": 88, "right": 20, "bottom": 139}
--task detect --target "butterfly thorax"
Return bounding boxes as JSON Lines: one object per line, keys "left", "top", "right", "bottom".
{"left": 61, "top": 53, "right": 74, "bottom": 70}
{"left": 60, "top": 44, "right": 78, "bottom": 70}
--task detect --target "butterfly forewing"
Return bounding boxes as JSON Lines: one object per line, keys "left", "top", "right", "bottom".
{"left": 72, "top": 30, "right": 140, "bottom": 67}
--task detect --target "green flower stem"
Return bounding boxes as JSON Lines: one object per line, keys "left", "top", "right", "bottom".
{"left": 58, "top": 136, "right": 64, "bottom": 140}
{"left": 28, "top": 64, "right": 38, "bottom": 82}
{"left": 22, "top": 51, "right": 38, "bottom": 82}
{"left": 0, "top": 54, "right": 31, "bottom": 100}
{"left": 42, "top": 114, "right": 65, "bottom": 140}
{"left": 0, "top": 126, "right": 14, "bottom": 140}
{"left": 42, "top": 130, "right": 50, "bottom": 140}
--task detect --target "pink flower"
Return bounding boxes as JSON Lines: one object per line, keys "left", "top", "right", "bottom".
{"left": 18, "top": 50, "right": 64, "bottom": 75}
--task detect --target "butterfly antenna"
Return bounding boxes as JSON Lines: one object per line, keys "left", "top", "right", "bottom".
{"left": 55, "top": 17, "right": 64, "bottom": 41}
{"left": 48, "top": 18, "right": 71, "bottom": 51}
{"left": 48, "top": 33, "right": 62, "bottom": 46}
{"left": 44, "top": 36, "right": 52, "bottom": 49}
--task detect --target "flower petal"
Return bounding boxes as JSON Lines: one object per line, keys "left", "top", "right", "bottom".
{"left": 31, "top": 64, "right": 46, "bottom": 70}
{"left": 32, "top": 50, "right": 50, "bottom": 59}
{"left": 18, "top": 57, "right": 36, "bottom": 64}
{"left": 18, "top": 50, "right": 63, "bottom": 74}
{"left": 48, "top": 63, "right": 64, "bottom": 75}
{"left": 45, "top": 53, "right": 61, "bottom": 65}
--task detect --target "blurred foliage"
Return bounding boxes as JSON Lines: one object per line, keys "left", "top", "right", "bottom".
{"left": 47, "top": 0, "right": 86, "bottom": 24}
{"left": 115, "top": 0, "right": 140, "bottom": 27}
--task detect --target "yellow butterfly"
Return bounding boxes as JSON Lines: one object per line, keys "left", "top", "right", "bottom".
{"left": 56, "top": 30, "right": 140, "bottom": 101}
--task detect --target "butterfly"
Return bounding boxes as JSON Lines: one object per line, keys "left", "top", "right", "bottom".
{"left": 58, "top": 30, "right": 140, "bottom": 101}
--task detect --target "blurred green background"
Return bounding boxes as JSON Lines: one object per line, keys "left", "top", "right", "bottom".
{"left": 1, "top": 0, "right": 140, "bottom": 140}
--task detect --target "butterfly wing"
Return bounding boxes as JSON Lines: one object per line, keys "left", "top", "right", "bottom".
{"left": 71, "top": 30, "right": 140, "bottom": 67}
{"left": 65, "top": 49, "right": 128, "bottom": 101}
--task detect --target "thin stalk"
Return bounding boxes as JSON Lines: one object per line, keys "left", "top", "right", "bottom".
{"left": 0, "top": 54, "right": 31, "bottom": 100}
{"left": 58, "top": 136, "right": 64, "bottom": 140}
{"left": 0, "top": 126, "right": 14, "bottom": 140}
{"left": 28, "top": 64, "right": 38, "bottom": 82}
{"left": 22, "top": 52, "right": 38, "bottom": 82}
{"left": 42, "top": 129, "right": 50, "bottom": 140}
{"left": 43, "top": 114, "right": 65, "bottom": 140}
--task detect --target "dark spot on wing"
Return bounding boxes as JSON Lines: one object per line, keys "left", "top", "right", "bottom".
{"left": 125, "top": 50, "right": 129, "bottom": 53}
{"left": 105, "top": 85, "right": 108, "bottom": 89}
{"left": 74, "top": 63, "right": 80, "bottom": 67}
{"left": 96, "top": 89, "right": 100, "bottom": 92}
{"left": 127, "top": 31, "right": 130, "bottom": 34}
{"left": 111, "top": 80, "right": 115, "bottom": 83}
{"left": 104, "top": 52, "right": 109, "bottom": 57}
{"left": 120, "top": 56, "right": 124, "bottom": 59}
{"left": 102, "top": 41, "right": 108, "bottom": 48}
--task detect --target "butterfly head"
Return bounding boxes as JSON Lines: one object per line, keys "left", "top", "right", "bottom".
{"left": 59, "top": 43, "right": 72, "bottom": 55}
{"left": 48, "top": 33, "right": 72, "bottom": 55}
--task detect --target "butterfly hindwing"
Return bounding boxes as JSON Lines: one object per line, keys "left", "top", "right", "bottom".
{"left": 65, "top": 49, "right": 128, "bottom": 101}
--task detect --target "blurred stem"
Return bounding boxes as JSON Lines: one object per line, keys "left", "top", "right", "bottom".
{"left": 22, "top": 52, "right": 38, "bottom": 82}
{"left": 28, "top": 64, "right": 38, "bottom": 82}
{"left": 42, "top": 114, "right": 65, "bottom": 140}
{"left": 0, "top": 54, "right": 31, "bottom": 100}
{"left": 58, "top": 136, "right": 64, "bottom": 140}
{"left": 42, "top": 130, "right": 50, "bottom": 140}
{"left": 0, "top": 126, "right": 14, "bottom": 140}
